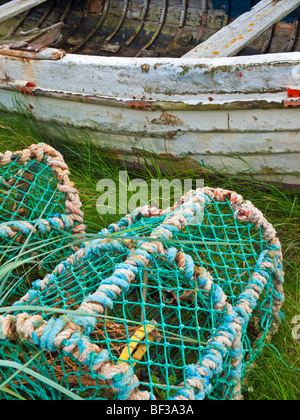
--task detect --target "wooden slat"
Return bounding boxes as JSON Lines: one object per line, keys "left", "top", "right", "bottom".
{"left": 183, "top": 0, "right": 300, "bottom": 58}
{"left": 0, "top": 0, "right": 48, "bottom": 24}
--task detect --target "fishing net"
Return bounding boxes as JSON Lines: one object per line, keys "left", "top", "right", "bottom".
{"left": 0, "top": 145, "right": 284, "bottom": 401}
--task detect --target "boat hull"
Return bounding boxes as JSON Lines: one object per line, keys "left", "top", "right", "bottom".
{"left": 0, "top": 52, "right": 300, "bottom": 186}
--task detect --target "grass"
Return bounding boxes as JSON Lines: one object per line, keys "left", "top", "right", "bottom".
{"left": 0, "top": 107, "right": 299, "bottom": 400}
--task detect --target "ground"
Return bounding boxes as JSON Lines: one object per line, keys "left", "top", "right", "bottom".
{"left": 0, "top": 107, "right": 299, "bottom": 400}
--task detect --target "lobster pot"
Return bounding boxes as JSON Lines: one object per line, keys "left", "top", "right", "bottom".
{"left": 1, "top": 2, "right": 300, "bottom": 187}
{"left": 0, "top": 145, "right": 85, "bottom": 299}
{"left": 0, "top": 171, "right": 284, "bottom": 400}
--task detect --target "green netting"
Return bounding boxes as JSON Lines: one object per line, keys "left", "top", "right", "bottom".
{"left": 0, "top": 147, "right": 284, "bottom": 401}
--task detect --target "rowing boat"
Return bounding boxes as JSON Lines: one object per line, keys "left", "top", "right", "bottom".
{"left": 0, "top": 0, "right": 300, "bottom": 185}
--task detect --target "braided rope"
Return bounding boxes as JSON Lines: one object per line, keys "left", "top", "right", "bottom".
{"left": 0, "top": 187, "right": 284, "bottom": 400}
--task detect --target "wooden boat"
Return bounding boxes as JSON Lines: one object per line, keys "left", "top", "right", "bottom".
{"left": 0, "top": 0, "right": 300, "bottom": 186}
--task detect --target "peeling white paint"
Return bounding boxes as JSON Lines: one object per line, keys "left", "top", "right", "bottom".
{"left": 0, "top": 58, "right": 6, "bottom": 80}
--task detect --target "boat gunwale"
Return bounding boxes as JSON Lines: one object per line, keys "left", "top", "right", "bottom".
{"left": 0, "top": 51, "right": 300, "bottom": 110}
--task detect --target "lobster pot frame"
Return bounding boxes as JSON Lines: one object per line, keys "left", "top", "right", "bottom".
{"left": 0, "top": 163, "right": 284, "bottom": 400}
{"left": 0, "top": 144, "right": 85, "bottom": 304}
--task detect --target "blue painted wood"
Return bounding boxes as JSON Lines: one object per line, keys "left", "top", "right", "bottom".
{"left": 211, "top": 0, "right": 299, "bottom": 21}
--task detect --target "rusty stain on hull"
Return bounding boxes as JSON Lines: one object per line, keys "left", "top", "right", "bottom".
{"left": 88, "top": 0, "right": 104, "bottom": 14}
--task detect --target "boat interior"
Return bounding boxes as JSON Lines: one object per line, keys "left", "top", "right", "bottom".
{"left": 0, "top": 0, "right": 300, "bottom": 58}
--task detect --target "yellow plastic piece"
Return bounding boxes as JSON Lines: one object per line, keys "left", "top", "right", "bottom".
{"left": 118, "top": 324, "right": 158, "bottom": 366}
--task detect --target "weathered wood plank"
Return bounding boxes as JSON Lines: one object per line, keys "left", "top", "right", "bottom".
{"left": 183, "top": 0, "right": 300, "bottom": 58}
{"left": 0, "top": 0, "right": 48, "bottom": 24}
